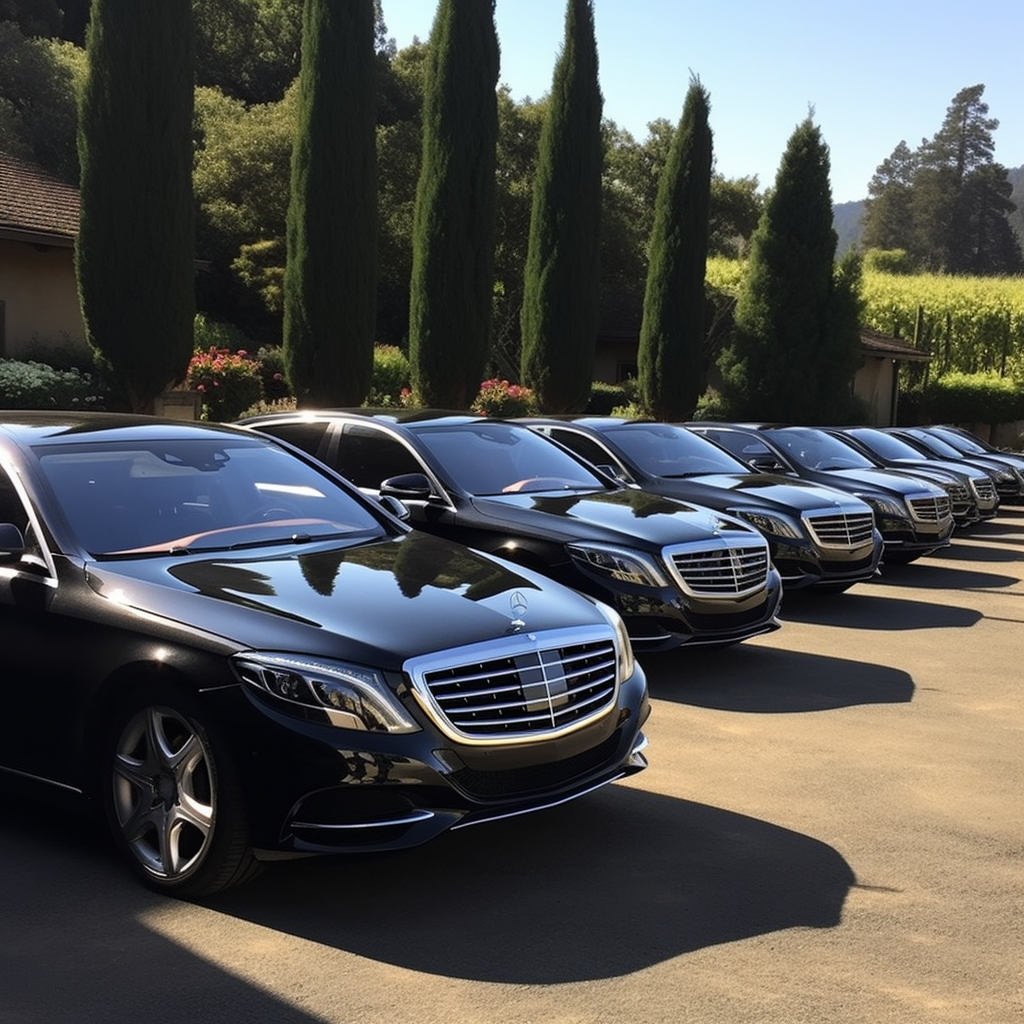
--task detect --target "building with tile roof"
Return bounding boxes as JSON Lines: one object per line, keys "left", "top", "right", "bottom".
{"left": 0, "top": 153, "right": 87, "bottom": 358}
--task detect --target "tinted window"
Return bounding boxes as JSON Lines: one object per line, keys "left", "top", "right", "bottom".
{"left": 547, "top": 429, "right": 621, "bottom": 472}
{"left": 259, "top": 420, "right": 332, "bottom": 458}
{"left": 603, "top": 424, "right": 750, "bottom": 476}
{"left": 337, "top": 425, "right": 423, "bottom": 489}
{"left": 412, "top": 423, "right": 607, "bottom": 495}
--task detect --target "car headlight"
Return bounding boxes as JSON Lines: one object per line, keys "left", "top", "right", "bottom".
{"left": 567, "top": 543, "right": 669, "bottom": 587}
{"left": 233, "top": 653, "right": 420, "bottom": 733}
{"left": 993, "top": 468, "right": 1015, "bottom": 482}
{"left": 733, "top": 509, "right": 802, "bottom": 539}
{"left": 855, "top": 493, "right": 908, "bottom": 519}
{"left": 590, "top": 598, "right": 636, "bottom": 682}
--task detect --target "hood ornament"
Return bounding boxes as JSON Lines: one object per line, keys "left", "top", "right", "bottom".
{"left": 509, "top": 591, "right": 528, "bottom": 631}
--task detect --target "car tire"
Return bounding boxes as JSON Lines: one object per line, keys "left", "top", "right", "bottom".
{"left": 103, "top": 685, "right": 261, "bottom": 898}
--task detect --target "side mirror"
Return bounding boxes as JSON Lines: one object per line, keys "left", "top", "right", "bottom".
{"left": 0, "top": 523, "right": 26, "bottom": 564}
{"left": 379, "top": 473, "right": 433, "bottom": 502}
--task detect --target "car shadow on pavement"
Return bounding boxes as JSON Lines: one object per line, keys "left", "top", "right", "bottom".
{"left": 204, "top": 784, "right": 855, "bottom": 984}
{"left": 640, "top": 645, "right": 914, "bottom": 713}
{"left": 0, "top": 795, "right": 328, "bottom": 1024}
{"left": 780, "top": 587, "right": 985, "bottom": 627}
{"left": 869, "top": 558, "right": 1021, "bottom": 587}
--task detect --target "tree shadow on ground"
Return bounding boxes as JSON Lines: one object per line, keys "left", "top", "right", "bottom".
{"left": 640, "top": 644, "right": 914, "bottom": 713}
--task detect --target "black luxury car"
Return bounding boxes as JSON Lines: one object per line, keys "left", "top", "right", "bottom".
{"left": 0, "top": 412, "right": 650, "bottom": 896}
{"left": 687, "top": 424, "right": 954, "bottom": 564}
{"left": 824, "top": 426, "right": 999, "bottom": 526}
{"left": 520, "top": 417, "right": 883, "bottom": 593}
{"left": 898, "top": 425, "right": 1024, "bottom": 503}
{"left": 238, "top": 411, "right": 783, "bottom": 650}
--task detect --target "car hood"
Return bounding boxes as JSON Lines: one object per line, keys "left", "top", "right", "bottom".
{"left": 645, "top": 474, "right": 866, "bottom": 514}
{"left": 83, "top": 531, "right": 605, "bottom": 667}
{"left": 819, "top": 467, "right": 942, "bottom": 496}
{"left": 470, "top": 489, "right": 760, "bottom": 547}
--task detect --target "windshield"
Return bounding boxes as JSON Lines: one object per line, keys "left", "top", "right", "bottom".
{"left": 902, "top": 429, "right": 964, "bottom": 459}
{"left": 37, "top": 436, "right": 386, "bottom": 557}
{"left": 929, "top": 426, "right": 985, "bottom": 455}
{"left": 411, "top": 423, "right": 608, "bottom": 496}
{"left": 604, "top": 423, "right": 751, "bottom": 477}
{"left": 847, "top": 428, "right": 927, "bottom": 461}
{"left": 763, "top": 428, "right": 876, "bottom": 471}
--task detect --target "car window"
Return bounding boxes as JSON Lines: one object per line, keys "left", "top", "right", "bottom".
{"left": 603, "top": 424, "right": 749, "bottom": 476}
{"left": 412, "top": 423, "right": 607, "bottom": 496}
{"left": 35, "top": 436, "right": 387, "bottom": 556}
{"left": 258, "top": 420, "right": 333, "bottom": 459}
{"left": 0, "top": 467, "right": 46, "bottom": 570}
{"left": 547, "top": 429, "right": 622, "bottom": 473}
{"left": 337, "top": 425, "right": 424, "bottom": 489}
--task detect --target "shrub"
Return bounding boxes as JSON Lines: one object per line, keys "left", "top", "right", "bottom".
{"left": 255, "top": 344, "right": 292, "bottom": 402}
{"left": 471, "top": 378, "right": 537, "bottom": 417}
{"left": 237, "top": 396, "right": 298, "bottom": 419}
{"left": 586, "top": 381, "right": 631, "bottom": 415}
{"left": 901, "top": 371, "right": 1024, "bottom": 426}
{"left": 365, "top": 345, "right": 412, "bottom": 407}
{"left": 185, "top": 347, "right": 264, "bottom": 421}
{"left": 0, "top": 359, "right": 104, "bottom": 409}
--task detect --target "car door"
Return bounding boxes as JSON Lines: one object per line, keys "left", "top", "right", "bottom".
{"left": 0, "top": 462, "right": 62, "bottom": 781}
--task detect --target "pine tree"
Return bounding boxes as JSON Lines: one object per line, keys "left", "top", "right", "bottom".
{"left": 862, "top": 140, "right": 917, "bottom": 253}
{"left": 718, "top": 117, "right": 861, "bottom": 424}
{"left": 637, "top": 79, "right": 713, "bottom": 421}
{"left": 76, "top": 0, "right": 195, "bottom": 413}
{"left": 520, "top": 0, "right": 603, "bottom": 413}
{"left": 408, "top": 0, "right": 499, "bottom": 409}
{"left": 284, "top": 0, "right": 377, "bottom": 406}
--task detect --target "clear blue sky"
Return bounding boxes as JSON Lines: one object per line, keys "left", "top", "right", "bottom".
{"left": 379, "top": 0, "right": 1024, "bottom": 204}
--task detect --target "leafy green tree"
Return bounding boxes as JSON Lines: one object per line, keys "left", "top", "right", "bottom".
{"left": 76, "top": 0, "right": 195, "bottom": 413}
{"left": 284, "top": 0, "right": 377, "bottom": 406}
{"left": 520, "top": 0, "right": 603, "bottom": 413}
{"left": 637, "top": 79, "right": 713, "bottom": 421}
{"left": 408, "top": 0, "right": 500, "bottom": 408}
{"left": 194, "top": 0, "right": 303, "bottom": 105}
{"left": 0, "top": 21, "right": 84, "bottom": 180}
{"left": 718, "top": 116, "right": 861, "bottom": 424}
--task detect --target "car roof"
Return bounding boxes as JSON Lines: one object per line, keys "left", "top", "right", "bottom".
{"left": 0, "top": 410, "right": 252, "bottom": 446}
{"left": 238, "top": 408, "right": 488, "bottom": 429}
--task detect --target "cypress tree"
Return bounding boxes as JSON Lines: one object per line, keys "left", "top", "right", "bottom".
{"left": 408, "top": 0, "right": 500, "bottom": 409}
{"left": 76, "top": 0, "right": 195, "bottom": 414}
{"left": 520, "top": 0, "right": 603, "bottom": 413}
{"left": 284, "top": 0, "right": 377, "bottom": 407}
{"left": 637, "top": 79, "right": 713, "bottom": 421}
{"left": 718, "top": 116, "right": 860, "bottom": 423}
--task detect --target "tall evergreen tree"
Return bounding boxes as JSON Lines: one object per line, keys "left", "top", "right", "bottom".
{"left": 520, "top": 0, "right": 603, "bottom": 413}
{"left": 861, "top": 140, "right": 917, "bottom": 253}
{"left": 408, "top": 0, "right": 499, "bottom": 408}
{"left": 76, "top": 0, "right": 195, "bottom": 413}
{"left": 284, "top": 0, "right": 377, "bottom": 406}
{"left": 718, "top": 117, "right": 861, "bottom": 424}
{"left": 637, "top": 79, "right": 713, "bottom": 421}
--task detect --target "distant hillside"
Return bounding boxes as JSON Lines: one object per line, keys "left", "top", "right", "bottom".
{"left": 833, "top": 162, "right": 1023, "bottom": 256}
{"left": 834, "top": 200, "right": 865, "bottom": 255}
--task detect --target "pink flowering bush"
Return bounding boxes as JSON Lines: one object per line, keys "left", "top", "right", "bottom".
{"left": 471, "top": 378, "right": 537, "bottom": 417}
{"left": 184, "top": 347, "right": 264, "bottom": 421}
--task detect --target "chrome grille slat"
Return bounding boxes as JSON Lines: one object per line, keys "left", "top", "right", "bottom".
{"left": 666, "top": 540, "right": 770, "bottom": 596}
{"left": 405, "top": 626, "right": 621, "bottom": 743}
{"left": 804, "top": 511, "right": 875, "bottom": 548}
{"left": 907, "top": 494, "right": 952, "bottom": 523}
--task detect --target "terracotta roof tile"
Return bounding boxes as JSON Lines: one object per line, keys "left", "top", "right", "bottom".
{"left": 0, "top": 152, "right": 80, "bottom": 237}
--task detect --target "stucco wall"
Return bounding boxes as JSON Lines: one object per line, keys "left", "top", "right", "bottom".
{"left": 0, "top": 239, "right": 88, "bottom": 357}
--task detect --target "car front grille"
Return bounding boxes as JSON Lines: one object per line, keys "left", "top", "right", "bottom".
{"left": 665, "top": 539, "right": 770, "bottom": 597}
{"left": 908, "top": 493, "right": 952, "bottom": 523}
{"left": 973, "top": 478, "right": 996, "bottom": 503}
{"left": 804, "top": 510, "right": 876, "bottom": 549}
{"left": 404, "top": 626, "right": 619, "bottom": 744}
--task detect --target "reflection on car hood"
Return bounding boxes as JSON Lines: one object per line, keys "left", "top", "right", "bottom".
{"left": 83, "top": 531, "right": 601, "bottom": 666}
{"left": 648, "top": 474, "right": 863, "bottom": 514}
{"left": 821, "top": 468, "right": 942, "bottom": 495}
{"left": 471, "top": 489, "right": 755, "bottom": 547}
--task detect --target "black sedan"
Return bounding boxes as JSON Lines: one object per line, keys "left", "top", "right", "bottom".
{"left": 687, "top": 424, "right": 954, "bottom": 564}
{"left": 888, "top": 426, "right": 1024, "bottom": 504}
{"left": 521, "top": 417, "right": 883, "bottom": 593}
{"left": 238, "top": 411, "right": 783, "bottom": 650}
{"left": 825, "top": 426, "right": 999, "bottom": 526}
{"left": 0, "top": 412, "right": 649, "bottom": 896}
